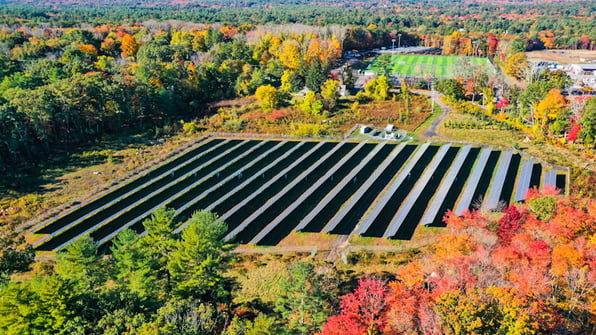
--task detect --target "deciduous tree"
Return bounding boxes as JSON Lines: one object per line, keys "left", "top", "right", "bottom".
{"left": 321, "top": 277, "right": 388, "bottom": 335}
{"left": 320, "top": 79, "right": 339, "bottom": 112}
{"left": 120, "top": 34, "right": 139, "bottom": 57}
{"left": 534, "top": 88, "right": 567, "bottom": 132}
{"left": 255, "top": 84, "right": 280, "bottom": 112}
{"left": 579, "top": 97, "right": 596, "bottom": 146}
{"left": 505, "top": 52, "right": 529, "bottom": 80}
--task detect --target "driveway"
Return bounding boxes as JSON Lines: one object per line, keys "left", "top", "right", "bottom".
{"left": 413, "top": 90, "right": 450, "bottom": 139}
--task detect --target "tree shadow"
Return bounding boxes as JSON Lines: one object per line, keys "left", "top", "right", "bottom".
{"left": 0, "top": 135, "right": 148, "bottom": 197}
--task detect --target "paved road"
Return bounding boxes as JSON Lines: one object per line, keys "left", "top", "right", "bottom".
{"left": 413, "top": 90, "right": 450, "bottom": 139}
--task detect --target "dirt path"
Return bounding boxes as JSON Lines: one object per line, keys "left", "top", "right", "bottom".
{"left": 326, "top": 234, "right": 350, "bottom": 263}
{"left": 413, "top": 90, "right": 450, "bottom": 139}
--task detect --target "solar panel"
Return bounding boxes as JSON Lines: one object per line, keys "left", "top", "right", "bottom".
{"left": 420, "top": 144, "right": 471, "bottom": 225}
{"left": 223, "top": 141, "right": 347, "bottom": 242}
{"left": 483, "top": 151, "right": 512, "bottom": 211}
{"left": 322, "top": 142, "right": 408, "bottom": 233}
{"left": 543, "top": 170, "right": 557, "bottom": 188}
{"left": 454, "top": 147, "right": 492, "bottom": 215}
{"left": 514, "top": 160, "right": 534, "bottom": 202}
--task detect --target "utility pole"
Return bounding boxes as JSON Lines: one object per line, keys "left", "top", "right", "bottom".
{"left": 431, "top": 82, "right": 435, "bottom": 112}
{"left": 398, "top": 33, "right": 402, "bottom": 48}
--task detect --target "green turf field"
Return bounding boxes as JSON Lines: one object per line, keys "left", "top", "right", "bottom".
{"left": 369, "top": 54, "right": 496, "bottom": 78}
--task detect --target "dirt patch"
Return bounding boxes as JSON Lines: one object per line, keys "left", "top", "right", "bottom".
{"left": 352, "top": 96, "right": 432, "bottom": 132}
{"left": 526, "top": 50, "right": 596, "bottom": 64}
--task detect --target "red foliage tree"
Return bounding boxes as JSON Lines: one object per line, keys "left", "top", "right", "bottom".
{"left": 385, "top": 281, "right": 440, "bottom": 334}
{"left": 321, "top": 277, "right": 388, "bottom": 335}
{"left": 497, "top": 205, "right": 523, "bottom": 245}
{"left": 487, "top": 34, "right": 499, "bottom": 55}
{"left": 567, "top": 121, "right": 581, "bottom": 142}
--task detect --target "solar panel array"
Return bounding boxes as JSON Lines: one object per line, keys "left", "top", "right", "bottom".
{"left": 30, "top": 136, "right": 567, "bottom": 250}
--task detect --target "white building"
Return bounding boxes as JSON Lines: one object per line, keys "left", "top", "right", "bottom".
{"left": 556, "top": 63, "right": 596, "bottom": 93}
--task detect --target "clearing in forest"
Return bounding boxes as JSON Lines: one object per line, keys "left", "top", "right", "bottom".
{"left": 29, "top": 136, "right": 567, "bottom": 252}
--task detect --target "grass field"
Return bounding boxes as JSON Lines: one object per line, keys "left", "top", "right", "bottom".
{"left": 369, "top": 54, "right": 496, "bottom": 78}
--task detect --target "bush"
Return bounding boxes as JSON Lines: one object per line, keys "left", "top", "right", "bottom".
{"left": 223, "top": 119, "right": 244, "bottom": 131}
{"left": 528, "top": 196, "right": 557, "bottom": 221}
{"left": 290, "top": 123, "right": 329, "bottom": 137}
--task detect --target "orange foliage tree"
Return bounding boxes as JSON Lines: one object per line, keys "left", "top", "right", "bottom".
{"left": 534, "top": 88, "right": 567, "bottom": 133}
{"left": 120, "top": 33, "right": 139, "bottom": 57}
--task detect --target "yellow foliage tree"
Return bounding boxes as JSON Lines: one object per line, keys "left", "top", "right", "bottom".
{"left": 280, "top": 70, "right": 293, "bottom": 92}
{"left": 364, "top": 76, "right": 390, "bottom": 101}
{"left": 534, "top": 88, "right": 567, "bottom": 131}
{"left": 255, "top": 85, "right": 279, "bottom": 111}
{"left": 192, "top": 30, "right": 208, "bottom": 52}
{"left": 279, "top": 39, "right": 302, "bottom": 70}
{"left": 78, "top": 44, "right": 97, "bottom": 55}
{"left": 121, "top": 34, "right": 139, "bottom": 57}
{"left": 505, "top": 52, "right": 529, "bottom": 80}
{"left": 328, "top": 39, "right": 342, "bottom": 61}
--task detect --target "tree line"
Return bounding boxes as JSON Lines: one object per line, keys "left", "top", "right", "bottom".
{"left": 1, "top": 189, "right": 595, "bottom": 333}
{"left": 0, "top": 23, "right": 341, "bottom": 169}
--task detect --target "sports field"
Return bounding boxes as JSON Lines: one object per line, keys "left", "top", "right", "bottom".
{"left": 369, "top": 54, "right": 496, "bottom": 78}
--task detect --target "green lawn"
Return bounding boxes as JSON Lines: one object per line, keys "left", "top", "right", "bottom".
{"left": 369, "top": 54, "right": 496, "bottom": 78}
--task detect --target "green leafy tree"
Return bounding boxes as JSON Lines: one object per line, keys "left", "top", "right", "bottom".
{"left": 436, "top": 78, "right": 465, "bottom": 101}
{"left": 298, "top": 91, "right": 324, "bottom": 116}
{"left": 95, "top": 308, "right": 147, "bottom": 335}
{"left": 508, "top": 38, "right": 528, "bottom": 55}
{"left": 139, "top": 207, "right": 178, "bottom": 290}
{"left": 110, "top": 229, "right": 158, "bottom": 300}
{"left": 0, "top": 276, "right": 86, "bottom": 335}
{"left": 167, "top": 211, "right": 233, "bottom": 300}
{"left": 54, "top": 235, "right": 103, "bottom": 292}
{"left": 579, "top": 97, "right": 596, "bottom": 146}
{"left": 342, "top": 68, "right": 355, "bottom": 92}
{"left": 305, "top": 60, "right": 327, "bottom": 92}
{"left": 136, "top": 40, "right": 174, "bottom": 65}
{"left": 224, "top": 314, "right": 280, "bottom": 335}
{"left": 136, "top": 298, "right": 225, "bottom": 335}
{"left": 62, "top": 29, "right": 98, "bottom": 48}
{"left": 528, "top": 196, "right": 557, "bottom": 221}
{"left": 274, "top": 261, "right": 331, "bottom": 334}
{"left": 0, "top": 54, "right": 16, "bottom": 79}
{"left": 320, "top": 79, "right": 340, "bottom": 112}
